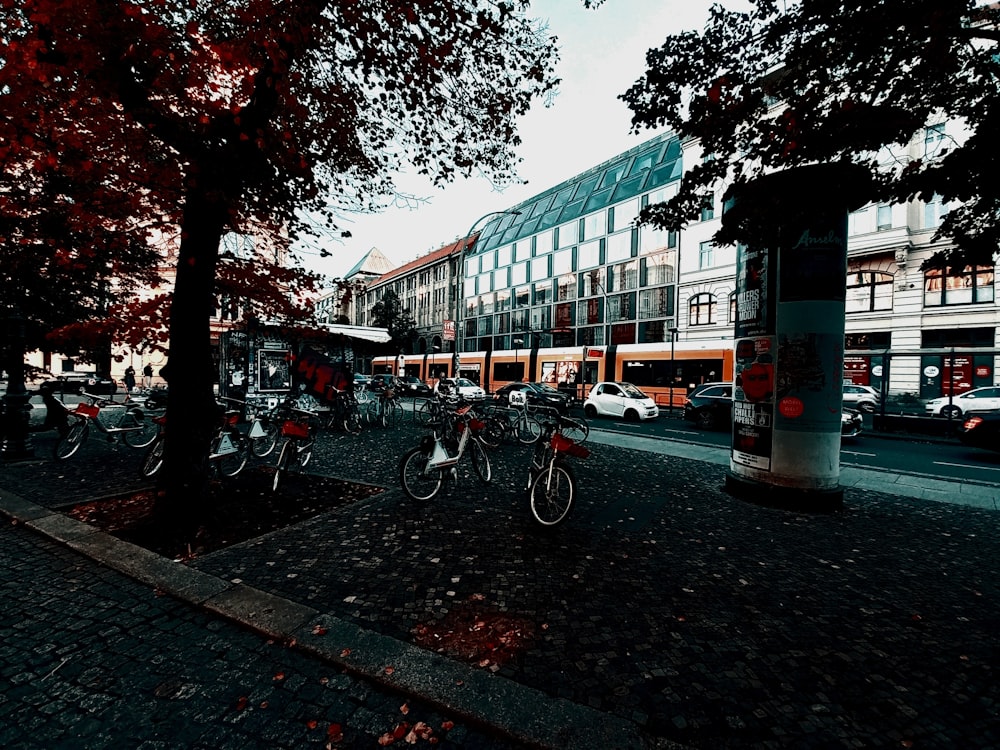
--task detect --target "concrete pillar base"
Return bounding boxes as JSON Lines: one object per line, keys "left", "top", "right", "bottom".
{"left": 725, "top": 472, "right": 843, "bottom": 513}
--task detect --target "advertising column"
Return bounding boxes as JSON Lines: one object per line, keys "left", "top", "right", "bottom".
{"left": 722, "top": 164, "right": 870, "bottom": 511}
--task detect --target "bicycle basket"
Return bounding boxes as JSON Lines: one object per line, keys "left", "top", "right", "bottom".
{"left": 552, "top": 433, "right": 590, "bottom": 458}
{"left": 281, "top": 420, "right": 310, "bottom": 438}
{"left": 75, "top": 403, "right": 100, "bottom": 418}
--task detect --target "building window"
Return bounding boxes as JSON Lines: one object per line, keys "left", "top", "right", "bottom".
{"left": 689, "top": 293, "right": 717, "bottom": 326}
{"left": 514, "top": 240, "right": 531, "bottom": 263}
{"left": 582, "top": 210, "right": 606, "bottom": 241}
{"left": 511, "top": 262, "right": 527, "bottom": 286}
{"left": 480, "top": 252, "right": 494, "bottom": 272}
{"left": 610, "top": 198, "right": 640, "bottom": 232}
{"left": 924, "top": 123, "right": 947, "bottom": 158}
{"left": 607, "top": 292, "right": 636, "bottom": 323}
{"left": 533, "top": 283, "right": 552, "bottom": 306}
{"left": 577, "top": 239, "right": 601, "bottom": 270}
{"left": 924, "top": 194, "right": 948, "bottom": 229}
{"left": 535, "top": 229, "right": 554, "bottom": 255}
{"left": 876, "top": 204, "right": 893, "bottom": 231}
{"left": 698, "top": 241, "right": 715, "bottom": 270}
{"left": 924, "top": 266, "right": 995, "bottom": 307}
{"left": 556, "top": 274, "right": 577, "bottom": 302}
{"left": 700, "top": 194, "right": 715, "bottom": 222}
{"left": 495, "top": 289, "right": 510, "bottom": 312}
{"left": 557, "top": 220, "right": 578, "bottom": 249}
{"left": 578, "top": 297, "right": 604, "bottom": 326}
{"left": 530, "top": 255, "right": 549, "bottom": 282}
{"left": 846, "top": 271, "right": 894, "bottom": 313}
{"left": 638, "top": 287, "right": 674, "bottom": 319}
{"left": 606, "top": 230, "right": 633, "bottom": 263}
{"left": 641, "top": 249, "right": 676, "bottom": 286}
{"left": 607, "top": 260, "right": 638, "bottom": 292}
{"left": 497, "top": 245, "right": 512, "bottom": 267}
{"left": 579, "top": 268, "right": 606, "bottom": 298}
{"left": 729, "top": 291, "right": 737, "bottom": 323}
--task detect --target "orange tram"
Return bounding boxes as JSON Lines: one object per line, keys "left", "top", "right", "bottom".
{"left": 372, "top": 343, "right": 735, "bottom": 411}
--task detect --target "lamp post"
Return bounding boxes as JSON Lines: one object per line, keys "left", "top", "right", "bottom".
{"left": 668, "top": 326, "right": 679, "bottom": 416}
{"left": 452, "top": 210, "right": 521, "bottom": 363}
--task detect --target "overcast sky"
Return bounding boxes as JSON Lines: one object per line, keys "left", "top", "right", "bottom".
{"left": 298, "top": 0, "right": 750, "bottom": 281}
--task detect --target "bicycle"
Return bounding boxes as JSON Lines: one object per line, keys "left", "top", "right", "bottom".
{"left": 476, "top": 390, "right": 544, "bottom": 447}
{"left": 224, "top": 395, "right": 281, "bottom": 457}
{"left": 139, "top": 404, "right": 249, "bottom": 479}
{"left": 53, "top": 391, "right": 159, "bottom": 460}
{"left": 321, "top": 388, "right": 363, "bottom": 434}
{"left": 272, "top": 402, "right": 320, "bottom": 492}
{"left": 524, "top": 411, "right": 591, "bottom": 527}
{"left": 370, "top": 382, "right": 404, "bottom": 428}
{"left": 400, "top": 403, "right": 492, "bottom": 502}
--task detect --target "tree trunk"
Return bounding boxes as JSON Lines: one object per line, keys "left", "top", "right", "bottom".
{"left": 154, "top": 182, "right": 226, "bottom": 533}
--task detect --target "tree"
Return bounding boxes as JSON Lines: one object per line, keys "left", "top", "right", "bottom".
{"left": 2, "top": 0, "right": 561, "bottom": 528}
{"left": 370, "top": 289, "right": 418, "bottom": 354}
{"left": 621, "top": 0, "right": 1000, "bottom": 268}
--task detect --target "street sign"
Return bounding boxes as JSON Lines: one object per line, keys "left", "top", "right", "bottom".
{"left": 443, "top": 320, "right": 455, "bottom": 342}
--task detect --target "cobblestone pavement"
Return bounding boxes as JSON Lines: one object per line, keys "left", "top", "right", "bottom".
{"left": 1, "top": 414, "right": 998, "bottom": 749}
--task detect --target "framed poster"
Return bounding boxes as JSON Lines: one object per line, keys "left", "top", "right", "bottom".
{"left": 258, "top": 349, "right": 291, "bottom": 392}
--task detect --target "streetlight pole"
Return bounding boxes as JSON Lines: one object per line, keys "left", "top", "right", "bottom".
{"left": 451, "top": 210, "right": 521, "bottom": 369}
{"left": 668, "top": 326, "right": 679, "bottom": 416}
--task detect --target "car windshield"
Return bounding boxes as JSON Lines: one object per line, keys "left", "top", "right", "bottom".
{"left": 618, "top": 383, "right": 646, "bottom": 399}
{"left": 403, "top": 376, "right": 419, "bottom": 383}
{"left": 455, "top": 378, "right": 475, "bottom": 388}
{"left": 535, "top": 383, "right": 558, "bottom": 392}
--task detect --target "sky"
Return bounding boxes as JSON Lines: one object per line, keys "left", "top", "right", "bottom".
{"left": 298, "top": 0, "right": 749, "bottom": 281}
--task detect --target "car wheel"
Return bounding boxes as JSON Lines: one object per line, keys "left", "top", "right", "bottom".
{"left": 624, "top": 409, "right": 639, "bottom": 422}
{"left": 584, "top": 404, "right": 597, "bottom": 418}
{"left": 941, "top": 404, "right": 962, "bottom": 419}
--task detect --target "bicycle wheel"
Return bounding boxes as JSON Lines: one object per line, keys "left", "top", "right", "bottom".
{"left": 400, "top": 447, "right": 443, "bottom": 502}
{"left": 469, "top": 438, "right": 492, "bottom": 483}
{"left": 298, "top": 440, "right": 313, "bottom": 468}
{"left": 560, "top": 416, "right": 590, "bottom": 444}
{"left": 250, "top": 420, "right": 280, "bottom": 457}
{"left": 140, "top": 435, "right": 165, "bottom": 478}
{"left": 516, "top": 414, "right": 542, "bottom": 444}
{"left": 478, "top": 415, "right": 505, "bottom": 448}
{"left": 343, "top": 407, "right": 362, "bottom": 435}
{"left": 216, "top": 430, "right": 248, "bottom": 477}
{"left": 528, "top": 460, "right": 575, "bottom": 527}
{"left": 414, "top": 399, "right": 436, "bottom": 426}
{"left": 122, "top": 410, "right": 158, "bottom": 448}
{"left": 53, "top": 419, "right": 88, "bottom": 460}
{"left": 272, "top": 439, "right": 292, "bottom": 492}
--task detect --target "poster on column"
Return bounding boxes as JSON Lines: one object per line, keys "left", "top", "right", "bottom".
{"left": 734, "top": 242, "right": 773, "bottom": 339}
{"left": 732, "top": 336, "right": 775, "bottom": 471}
{"left": 774, "top": 332, "right": 843, "bottom": 433}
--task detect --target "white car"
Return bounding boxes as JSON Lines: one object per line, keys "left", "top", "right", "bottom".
{"left": 842, "top": 383, "right": 881, "bottom": 413}
{"left": 924, "top": 386, "right": 1000, "bottom": 418}
{"left": 434, "top": 377, "right": 486, "bottom": 401}
{"left": 584, "top": 381, "right": 659, "bottom": 421}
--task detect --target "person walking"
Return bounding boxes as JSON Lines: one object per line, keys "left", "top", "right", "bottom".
{"left": 142, "top": 363, "right": 153, "bottom": 388}
{"left": 123, "top": 365, "right": 136, "bottom": 393}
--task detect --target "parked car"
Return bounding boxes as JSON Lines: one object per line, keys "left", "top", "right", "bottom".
{"left": 396, "top": 375, "right": 432, "bottom": 397}
{"left": 958, "top": 412, "right": 1000, "bottom": 453}
{"left": 58, "top": 372, "right": 118, "bottom": 396}
{"left": 494, "top": 382, "right": 573, "bottom": 412}
{"left": 842, "top": 383, "right": 881, "bottom": 413}
{"left": 434, "top": 377, "right": 486, "bottom": 401}
{"left": 683, "top": 382, "right": 734, "bottom": 430}
{"left": 353, "top": 373, "right": 371, "bottom": 389}
{"left": 584, "top": 381, "right": 659, "bottom": 421}
{"left": 924, "top": 386, "right": 1000, "bottom": 419}
{"left": 369, "top": 374, "right": 397, "bottom": 391}
{"left": 686, "top": 381, "right": 865, "bottom": 437}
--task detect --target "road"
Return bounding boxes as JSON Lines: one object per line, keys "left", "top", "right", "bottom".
{"left": 589, "top": 411, "right": 1000, "bottom": 487}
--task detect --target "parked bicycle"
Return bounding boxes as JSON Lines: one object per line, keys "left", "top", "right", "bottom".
{"left": 321, "top": 388, "right": 362, "bottom": 434}
{"left": 524, "top": 411, "right": 590, "bottom": 527}
{"left": 476, "top": 390, "right": 545, "bottom": 447}
{"left": 400, "top": 402, "right": 492, "bottom": 501}
{"left": 53, "top": 391, "right": 159, "bottom": 460}
{"left": 139, "top": 403, "right": 249, "bottom": 479}
{"left": 228, "top": 395, "right": 281, "bottom": 457}
{"left": 272, "top": 401, "right": 320, "bottom": 492}
{"left": 370, "top": 381, "right": 404, "bottom": 428}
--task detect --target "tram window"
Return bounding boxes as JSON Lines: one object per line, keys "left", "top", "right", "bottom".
{"left": 494, "top": 361, "right": 526, "bottom": 382}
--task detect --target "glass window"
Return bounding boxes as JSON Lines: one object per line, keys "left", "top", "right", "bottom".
{"left": 493, "top": 266, "right": 508, "bottom": 289}
{"left": 606, "top": 230, "right": 633, "bottom": 264}
{"left": 578, "top": 297, "right": 604, "bottom": 325}
{"left": 556, "top": 274, "right": 577, "bottom": 301}
{"left": 559, "top": 198, "right": 587, "bottom": 224}
{"left": 530, "top": 198, "right": 550, "bottom": 218}
{"left": 729, "top": 291, "right": 737, "bottom": 323}
{"left": 530, "top": 255, "right": 549, "bottom": 281}
{"left": 924, "top": 123, "right": 947, "bottom": 158}
{"left": 641, "top": 250, "right": 677, "bottom": 286}
{"left": 477, "top": 316, "right": 493, "bottom": 336}
{"left": 552, "top": 248, "right": 573, "bottom": 276}
{"left": 924, "top": 194, "right": 948, "bottom": 229}
{"left": 699, "top": 241, "right": 715, "bottom": 269}
{"left": 628, "top": 149, "right": 659, "bottom": 177}
{"left": 480, "top": 252, "right": 494, "bottom": 272}
{"left": 535, "top": 229, "right": 554, "bottom": 255}
{"left": 639, "top": 223, "right": 677, "bottom": 255}
{"left": 530, "top": 305, "right": 551, "bottom": 330}
{"left": 465, "top": 257, "right": 477, "bottom": 277}
{"left": 576, "top": 325, "right": 606, "bottom": 347}
{"left": 511, "top": 262, "right": 527, "bottom": 286}
{"left": 577, "top": 239, "right": 601, "bottom": 270}
{"left": 579, "top": 268, "right": 606, "bottom": 297}
{"left": 554, "top": 301, "right": 576, "bottom": 329}
{"left": 582, "top": 211, "right": 606, "bottom": 241}
{"left": 639, "top": 320, "right": 675, "bottom": 344}
{"left": 607, "top": 291, "right": 636, "bottom": 323}
{"left": 494, "top": 312, "right": 510, "bottom": 334}
{"left": 607, "top": 260, "right": 638, "bottom": 292}
{"left": 496, "top": 245, "right": 512, "bottom": 267}
{"left": 557, "top": 221, "right": 579, "bottom": 249}
{"left": 478, "top": 271, "right": 493, "bottom": 293}
{"left": 611, "top": 199, "right": 640, "bottom": 232}
{"left": 639, "top": 286, "right": 674, "bottom": 319}
{"left": 600, "top": 161, "right": 627, "bottom": 189}
{"left": 846, "top": 271, "right": 894, "bottom": 313}
{"left": 572, "top": 174, "right": 600, "bottom": 200}
{"left": 849, "top": 205, "right": 874, "bottom": 235}
{"left": 463, "top": 277, "right": 476, "bottom": 298}
{"left": 514, "top": 286, "right": 530, "bottom": 308}
{"left": 533, "top": 282, "right": 552, "bottom": 306}
{"left": 924, "top": 266, "right": 995, "bottom": 306}
{"left": 700, "top": 193, "right": 715, "bottom": 222}
{"left": 539, "top": 208, "right": 562, "bottom": 231}
{"left": 548, "top": 185, "right": 575, "bottom": 212}
{"left": 495, "top": 289, "right": 511, "bottom": 312}
{"left": 584, "top": 187, "right": 614, "bottom": 215}
{"left": 514, "top": 240, "right": 531, "bottom": 262}
{"left": 689, "top": 293, "right": 717, "bottom": 326}
{"left": 877, "top": 204, "right": 893, "bottom": 231}
{"left": 480, "top": 293, "right": 494, "bottom": 315}
{"left": 511, "top": 308, "right": 529, "bottom": 331}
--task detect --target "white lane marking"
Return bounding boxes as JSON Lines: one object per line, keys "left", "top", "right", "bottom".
{"left": 935, "top": 461, "right": 1000, "bottom": 473}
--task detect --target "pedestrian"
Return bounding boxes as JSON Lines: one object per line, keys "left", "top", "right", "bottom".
{"left": 142, "top": 363, "right": 153, "bottom": 388}
{"left": 124, "top": 365, "right": 136, "bottom": 393}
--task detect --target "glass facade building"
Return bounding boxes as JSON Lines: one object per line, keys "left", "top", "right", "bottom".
{"left": 461, "top": 132, "right": 682, "bottom": 353}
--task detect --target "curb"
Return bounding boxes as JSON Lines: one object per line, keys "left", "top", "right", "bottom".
{"left": 0, "top": 487, "right": 684, "bottom": 750}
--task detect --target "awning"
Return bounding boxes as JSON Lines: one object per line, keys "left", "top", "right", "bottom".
{"left": 317, "top": 323, "right": 392, "bottom": 343}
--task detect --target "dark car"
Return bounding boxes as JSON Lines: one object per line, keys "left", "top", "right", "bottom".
{"left": 958, "top": 411, "right": 1000, "bottom": 453}
{"left": 369, "top": 374, "right": 397, "bottom": 391}
{"left": 683, "top": 382, "right": 733, "bottom": 430}
{"left": 494, "top": 382, "right": 573, "bottom": 412}
{"left": 685, "top": 381, "right": 865, "bottom": 437}
{"left": 57, "top": 372, "right": 119, "bottom": 396}
{"left": 396, "top": 375, "right": 432, "bottom": 397}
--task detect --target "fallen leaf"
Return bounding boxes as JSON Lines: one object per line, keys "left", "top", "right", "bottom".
{"left": 340, "top": 648, "right": 351, "bottom": 658}
{"left": 327, "top": 723, "right": 344, "bottom": 742}
{"left": 273, "top": 672, "right": 286, "bottom": 681}
{"left": 313, "top": 625, "right": 328, "bottom": 636}
{"left": 384, "top": 666, "right": 395, "bottom": 676}
{"left": 400, "top": 703, "right": 410, "bottom": 715}
{"left": 441, "top": 720, "right": 455, "bottom": 731}
{"left": 259, "top": 700, "right": 269, "bottom": 709}
{"left": 235, "top": 696, "right": 249, "bottom": 711}
{"left": 392, "top": 722, "right": 410, "bottom": 739}
{"left": 307, "top": 719, "right": 318, "bottom": 730}
{"left": 469, "top": 593, "right": 485, "bottom": 601}
{"left": 406, "top": 722, "right": 433, "bottom": 743}
{"left": 377, "top": 733, "right": 396, "bottom": 746}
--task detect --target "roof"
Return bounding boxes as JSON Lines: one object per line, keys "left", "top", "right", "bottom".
{"left": 344, "top": 248, "right": 396, "bottom": 280}
{"left": 317, "top": 323, "right": 391, "bottom": 343}
{"left": 369, "top": 236, "right": 470, "bottom": 286}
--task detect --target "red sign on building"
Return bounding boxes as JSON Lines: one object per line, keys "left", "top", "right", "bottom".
{"left": 442, "top": 320, "right": 455, "bottom": 342}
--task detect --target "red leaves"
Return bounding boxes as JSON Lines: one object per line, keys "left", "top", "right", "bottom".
{"left": 311, "top": 624, "right": 328, "bottom": 636}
